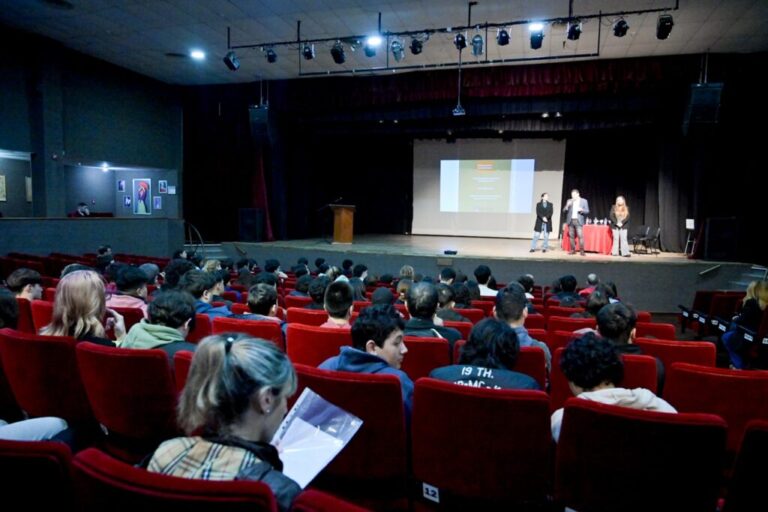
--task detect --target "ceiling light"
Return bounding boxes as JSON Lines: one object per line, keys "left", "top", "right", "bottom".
{"left": 567, "top": 22, "right": 582, "bottom": 41}
{"left": 613, "top": 19, "right": 629, "bottom": 37}
{"left": 223, "top": 50, "right": 240, "bottom": 71}
{"left": 410, "top": 38, "right": 423, "bottom": 55}
{"left": 529, "top": 24, "right": 545, "bottom": 50}
{"left": 331, "top": 41, "right": 345, "bottom": 64}
{"left": 391, "top": 40, "right": 405, "bottom": 62}
{"left": 529, "top": 22, "right": 545, "bottom": 32}
{"left": 496, "top": 28, "right": 510, "bottom": 46}
{"left": 100, "top": 163, "right": 109, "bottom": 172}
{"left": 454, "top": 33, "right": 467, "bottom": 51}
{"left": 657, "top": 14, "right": 674, "bottom": 40}
{"left": 471, "top": 34, "right": 483, "bottom": 57}
{"left": 190, "top": 49, "right": 206, "bottom": 60}
{"left": 541, "top": 112, "right": 550, "bottom": 119}
{"left": 366, "top": 35, "right": 382, "bottom": 47}
{"left": 302, "top": 43, "right": 315, "bottom": 60}
{"left": 265, "top": 47, "right": 277, "bottom": 63}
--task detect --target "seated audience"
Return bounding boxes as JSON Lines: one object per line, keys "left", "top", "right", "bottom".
{"left": 495, "top": 284, "right": 551, "bottom": 370}
{"left": 179, "top": 270, "right": 231, "bottom": 319}
{"left": 320, "top": 305, "right": 412, "bottom": 415}
{"left": 121, "top": 291, "right": 197, "bottom": 364}
{"left": 304, "top": 276, "right": 329, "bottom": 310}
{"left": 41, "top": 270, "right": 122, "bottom": 346}
{"left": 171, "top": 249, "right": 188, "bottom": 260}
{"left": 550, "top": 333, "right": 676, "bottom": 441}
{"left": 61, "top": 263, "right": 93, "bottom": 277}
{"left": 399, "top": 265, "right": 415, "bottom": 281}
{"left": 378, "top": 273, "right": 394, "bottom": 286}
{"left": 5, "top": 268, "right": 43, "bottom": 301}
{"left": 451, "top": 282, "right": 472, "bottom": 310}
{"left": 75, "top": 202, "right": 90, "bottom": 216}
{"left": 254, "top": 271, "right": 278, "bottom": 289}
{"left": 430, "top": 318, "right": 540, "bottom": 390}
{"left": 554, "top": 275, "right": 581, "bottom": 304}
{"left": 474, "top": 265, "right": 497, "bottom": 298}
{"left": 0, "top": 288, "right": 19, "bottom": 329}
{"left": 603, "top": 281, "right": 620, "bottom": 303}
{"left": 106, "top": 266, "right": 149, "bottom": 317}
{"left": 517, "top": 274, "right": 536, "bottom": 301}
{"left": 243, "top": 284, "right": 282, "bottom": 323}
{"left": 264, "top": 258, "right": 288, "bottom": 280}
{"left": 161, "top": 259, "right": 196, "bottom": 291}
{"left": 321, "top": 281, "right": 354, "bottom": 328}
{"left": 578, "top": 273, "right": 600, "bottom": 297}
{"left": 371, "top": 287, "right": 395, "bottom": 307}
{"left": 571, "top": 290, "right": 610, "bottom": 320}
{"left": 288, "top": 274, "right": 312, "bottom": 297}
{"left": 439, "top": 267, "right": 456, "bottom": 285}
{"left": 348, "top": 264, "right": 368, "bottom": 301}
{"left": 314, "top": 257, "right": 326, "bottom": 273}
{"left": 148, "top": 334, "right": 300, "bottom": 511}
{"left": 342, "top": 258, "right": 354, "bottom": 278}
{"left": 139, "top": 263, "right": 161, "bottom": 285}
{"left": 210, "top": 269, "right": 234, "bottom": 307}
{"left": 97, "top": 244, "right": 112, "bottom": 257}
{"left": 723, "top": 280, "right": 768, "bottom": 369}
{"left": 466, "top": 280, "right": 481, "bottom": 301}
{"left": 435, "top": 283, "right": 471, "bottom": 323}
{"left": 403, "top": 282, "right": 462, "bottom": 348}
{"left": 395, "top": 278, "right": 412, "bottom": 305}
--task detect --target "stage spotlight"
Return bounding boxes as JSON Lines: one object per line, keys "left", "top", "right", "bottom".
{"left": 567, "top": 21, "right": 582, "bottom": 41}
{"left": 391, "top": 40, "right": 405, "bottom": 62}
{"left": 471, "top": 34, "right": 483, "bottom": 56}
{"left": 331, "top": 41, "right": 345, "bottom": 64}
{"left": 613, "top": 19, "right": 629, "bottom": 37}
{"left": 190, "top": 49, "right": 206, "bottom": 60}
{"left": 364, "top": 35, "right": 381, "bottom": 57}
{"left": 529, "top": 23, "right": 545, "bottom": 50}
{"left": 265, "top": 47, "right": 277, "bottom": 63}
{"left": 223, "top": 50, "right": 240, "bottom": 71}
{"left": 454, "top": 33, "right": 467, "bottom": 50}
{"left": 410, "top": 38, "right": 423, "bottom": 55}
{"left": 657, "top": 14, "right": 674, "bottom": 40}
{"left": 302, "top": 43, "right": 315, "bottom": 60}
{"left": 496, "top": 28, "right": 510, "bottom": 46}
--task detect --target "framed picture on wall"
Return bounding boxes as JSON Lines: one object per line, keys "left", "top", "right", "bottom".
{"left": 25, "top": 177, "right": 32, "bottom": 202}
{"left": 153, "top": 196, "right": 162, "bottom": 210}
{"left": 117, "top": 180, "right": 126, "bottom": 192}
{"left": 132, "top": 179, "right": 151, "bottom": 215}
{"left": 158, "top": 180, "right": 168, "bottom": 194}
{"left": 123, "top": 195, "right": 131, "bottom": 207}
{"left": 0, "top": 175, "right": 6, "bottom": 202}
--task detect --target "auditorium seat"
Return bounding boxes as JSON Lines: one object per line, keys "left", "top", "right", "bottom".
{"left": 352, "top": 301, "right": 372, "bottom": 312}
{"left": 451, "top": 341, "right": 546, "bottom": 389}
{"left": 636, "top": 311, "right": 652, "bottom": 323}
{"left": 545, "top": 305, "right": 586, "bottom": 319}
{"left": 545, "top": 330, "right": 580, "bottom": 352}
{"left": 14, "top": 297, "right": 35, "bottom": 334}
{"left": 220, "top": 291, "right": 240, "bottom": 303}
{"left": 286, "top": 307, "right": 328, "bottom": 326}
{"left": 110, "top": 307, "right": 145, "bottom": 333}
{"left": 470, "top": 300, "right": 495, "bottom": 317}
{"left": 724, "top": 420, "right": 768, "bottom": 512}
{"left": 393, "top": 303, "right": 411, "bottom": 320}
{"left": 555, "top": 399, "right": 726, "bottom": 511}
{"left": 43, "top": 287, "right": 57, "bottom": 302}
{"left": 0, "top": 439, "right": 74, "bottom": 509}
{"left": 412, "top": 378, "right": 551, "bottom": 509}
{"left": 401, "top": 337, "right": 451, "bottom": 381}
{"left": 284, "top": 295, "right": 313, "bottom": 309}
{"left": 285, "top": 323, "right": 352, "bottom": 367}
{"left": 634, "top": 338, "right": 716, "bottom": 370}
{"left": 678, "top": 290, "right": 719, "bottom": 332}
{"left": 292, "top": 489, "right": 372, "bottom": 512}
{"left": 212, "top": 317, "right": 284, "bottom": 351}
{"left": 527, "top": 328, "right": 547, "bottom": 343}
{"left": 187, "top": 314, "right": 212, "bottom": 344}
{"left": 635, "top": 321, "right": 676, "bottom": 340}
{"left": 230, "top": 303, "right": 250, "bottom": 315}
{"left": 524, "top": 313, "right": 546, "bottom": 330}
{"left": 292, "top": 364, "right": 407, "bottom": 509}
{"left": 172, "top": 350, "right": 194, "bottom": 394}
{"left": 547, "top": 316, "right": 596, "bottom": 333}
{"left": 30, "top": 300, "right": 54, "bottom": 333}
{"left": 71, "top": 447, "right": 278, "bottom": 511}
{"left": 442, "top": 320, "right": 472, "bottom": 340}
{"left": 453, "top": 308, "right": 484, "bottom": 324}
{"left": 664, "top": 362, "right": 768, "bottom": 455}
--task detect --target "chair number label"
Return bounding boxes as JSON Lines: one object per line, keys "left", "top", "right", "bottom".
{"left": 423, "top": 483, "right": 440, "bottom": 503}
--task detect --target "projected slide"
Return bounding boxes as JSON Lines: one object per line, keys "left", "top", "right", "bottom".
{"left": 440, "top": 159, "right": 534, "bottom": 214}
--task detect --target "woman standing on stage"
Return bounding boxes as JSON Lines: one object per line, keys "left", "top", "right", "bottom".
{"left": 610, "top": 196, "right": 631, "bottom": 257}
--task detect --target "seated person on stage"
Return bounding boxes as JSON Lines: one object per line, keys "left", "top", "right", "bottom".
{"left": 179, "top": 270, "right": 232, "bottom": 319}
{"left": 474, "top": 265, "right": 497, "bottom": 298}
{"left": 430, "top": 318, "right": 540, "bottom": 390}
{"left": 554, "top": 274, "right": 581, "bottom": 304}
{"left": 395, "top": 278, "right": 412, "bottom": 305}
{"left": 551, "top": 333, "right": 676, "bottom": 442}
{"left": 404, "top": 282, "right": 462, "bottom": 348}
{"left": 435, "top": 283, "right": 471, "bottom": 324}
{"left": 495, "top": 283, "right": 552, "bottom": 371}
{"left": 106, "top": 266, "right": 149, "bottom": 318}
{"left": 320, "top": 305, "right": 413, "bottom": 415}
{"left": 242, "top": 283, "right": 282, "bottom": 324}
{"left": 288, "top": 274, "right": 312, "bottom": 297}
{"left": 6, "top": 268, "right": 43, "bottom": 301}
{"left": 597, "top": 302, "right": 665, "bottom": 390}
{"left": 578, "top": 273, "right": 600, "bottom": 297}
{"left": 148, "top": 334, "right": 300, "bottom": 512}
{"left": 439, "top": 267, "right": 456, "bottom": 285}
{"left": 451, "top": 282, "right": 472, "bottom": 310}
{"left": 304, "top": 276, "right": 329, "bottom": 310}
{"left": 321, "top": 281, "right": 354, "bottom": 329}
{"left": 121, "top": 290, "right": 198, "bottom": 366}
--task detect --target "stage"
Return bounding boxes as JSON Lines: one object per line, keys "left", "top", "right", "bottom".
{"left": 219, "top": 235, "right": 754, "bottom": 314}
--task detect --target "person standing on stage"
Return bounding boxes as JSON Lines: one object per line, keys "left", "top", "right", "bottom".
{"left": 610, "top": 195, "right": 631, "bottom": 258}
{"left": 530, "top": 193, "right": 554, "bottom": 253}
{"left": 563, "top": 189, "right": 590, "bottom": 256}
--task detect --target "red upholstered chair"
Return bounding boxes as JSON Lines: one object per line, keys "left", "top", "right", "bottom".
{"left": 352, "top": 301, "right": 372, "bottom": 312}
{"left": 187, "top": 314, "right": 212, "bottom": 344}
{"left": 470, "top": 300, "right": 495, "bottom": 317}
{"left": 634, "top": 338, "right": 716, "bottom": 370}
{"left": 286, "top": 307, "right": 328, "bottom": 326}
{"left": 555, "top": 399, "right": 727, "bottom": 512}
{"left": 71, "top": 448, "right": 277, "bottom": 511}
{"left": 636, "top": 310, "right": 652, "bottom": 323}
{"left": 172, "top": 350, "right": 194, "bottom": 394}
{"left": 725, "top": 420, "right": 768, "bottom": 512}
{"left": 547, "top": 316, "right": 596, "bottom": 333}
{"left": 212, "top": 317, "right": 284, "bottom": 351}
{"left": 220, "top": 291, "right": 239, "bottom": 303}
{"left": 412, "top": 378, "right": 551, "bottom": 509}
{"left": 110, "top": 307, "right": 145, "bottom": 333}
{"left": 231, "top": 303, "right": 250, "bottom": 315}
{"left": 401, "top": 337, "right": 451, "bottom": 381}
{"left": 0, "top": 328, "right": 93, "bottom": 423}
{"left": 524, "top": 313, "right": 546, "bottom": 330}
{"left": 393, "top": 303, "right": 411, "bottom": 320}
{"left": 635, "top": 321, "right": 676, "bottom": 340}
{"left": 285, "top": 323, "right": 352, "bottom": 367}
{"left": 285, "top": 295, "right": 313, "bottom": 308}
{"left": 450, "top": 342, "right": 546, "bottom": 389}
{"left": 527, "top": 328, "right": 547, "bottom": 342}
{"left": 0, "top": 440, "right": 74, "bottom": 508}
{"left": 546, "top": 330, "right": 581, "bottom": 352}
{"left": 664, "top": 362, "right": 768, "bottom": 455}
{"left": 30, "top": 299, "right": 54, "bottom": 332}
{"left": 545, "top": 306, "right": 586, "bottom": 320}
{"left": 442, "top": 320, "right": 472, "bottom": 340}
{"left": 75, "top": 342, "right": 179, "bottom": 460}
{"left": 292, "top": 364, "right": 408, "bottom": 509}
{"left": 14, "top": 298, "right": 35, "bottom": 334}
{"left": 550, "top": 347, "right": 658, "bottom": 412}
{"left": 43, "top": 287, "right": 57, "bottom": 302}
{"left": 0, "top": 354, "right": 22, "bottom": 421}
{"left": 292, "top": 489, "right": 372, "bottom": 512}
{"left": 453, "top": 308, "right": 485, "bottom": 324}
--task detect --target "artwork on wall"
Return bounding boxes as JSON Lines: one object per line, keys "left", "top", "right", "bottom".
{"left": 158, "top": 180, "right": 168, "bottom": 194}
{"left": 132, "top": 179, "right": 151, "bottom": 215}
{"left": 123, "top": 195, "right": 131, "bottom": 207}
{"left": 25, "top": 177, "right": 32, "bottom": 202}
{"left": 167, "top": 185, "right": 176, "bottom": 195}
{"left": 153, "top": 196, "right": 162, "bottom": 210}
{"left": 0, "top": 175, "right": 6, "bottom": 202}
{"left": 117, "top": 180, "right": 126, "bottom": 192}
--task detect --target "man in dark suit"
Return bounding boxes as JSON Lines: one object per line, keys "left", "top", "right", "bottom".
{"left": 530, "top": 192, "right": 554, "bottom": 253}
{"left": 563, "top": 189, "right": 590, "bottom": 256}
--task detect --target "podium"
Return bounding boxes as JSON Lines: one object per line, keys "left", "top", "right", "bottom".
{"left": 330, "top": 204, "right": 355, "bottom": 244}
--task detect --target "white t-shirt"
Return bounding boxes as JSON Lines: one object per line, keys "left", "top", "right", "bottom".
{"left": 571, "top": 198, "right": 580, "bottom": 219}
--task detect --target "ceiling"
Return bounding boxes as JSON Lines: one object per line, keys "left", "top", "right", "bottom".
{"left": 1, "top": 0, "right": 767, "bottom": 85}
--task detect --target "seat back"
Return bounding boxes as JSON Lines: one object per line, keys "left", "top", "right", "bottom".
{"left": 412, "top": 378, "right": 551, "bottom": 507}
{"left": 634, "top": 338, "right": 716, "bottom": 369}
{"left": 352, "top": 301, "right": 372, "bottom": 312}
{"left": 546, "top": 330, "right": 580, "bottom": 352}
{"left": 636, "top": 311, "right": 652, "bottom": 323}
{"left": 30, "top": 299, "right": 54, "bottom": 332}
{"left": 187, "top": 314, "right": 212, "bottom": 344}
{"left": 230, "top": 303, "right": 250, "bottom": 315}
{"left": 664, "top": 362, "right": 768, "bottom": 454}
{"left": 450, "top": 342, "right": 546, "bottom": 389}
{"left": 285, "top": 295, "right": 313, "bottom": 308}
{"left": 546, "top": 306, "right": 586, "bottom": 319}
{"left": 524, "top": 313, "right": 546, "bottom": 330}
{"left": 110, "top": 307, "right": 145, "bottom": 333}
{"left": 725, "top": 420, "right": 768, "bottom": 512}
{"left": 286, "top": 307, "right": 328, "bottom": 326}
{"left": 555, "top": 399, "right": 727, "bottom": 511}
{"left": 635, "top": 321, "right": 676, "bottom": 340}
{"left": 470, "top": 300, "right": 495, "bottom": 317}
{"left": 172, "top": 350, "right": 195, "bottom": 394}
{"left": 550, "top": 347, "right": 657, "bottom": 411}
{"left": 291, "top": 489, "right": 371, "bottom": 512}
{"left": 71, "top": 448, "right": 277, "bottom": 511}
{"left": 0, "top": 328, "right": 93, "bottom": 422}
{"left": 442, "top": 320, "right": 472, "bottom": 340}
{"left": 285, "top": 323, "right": 352, "bottom": 367}
{"left": 0, "top": 439, "right": 73, "bottom": 508}
{"left": 452, "top": 308, "right": 485, "bottom": 324}
{"left": 401, "top": 337, "right": 451, "bottom": 381}
{"left": 212, "top": 317, "right": 284, "bottom": 351}
{"left": 14, "top": 297, "right": 36, "bottom": 333}
{"left": 547, "top": 316, "right": 596, "bottom": 332}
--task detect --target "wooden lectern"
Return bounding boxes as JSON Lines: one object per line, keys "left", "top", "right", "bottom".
{"left": 330, "top": 204, "right": 355, "bottom": 244}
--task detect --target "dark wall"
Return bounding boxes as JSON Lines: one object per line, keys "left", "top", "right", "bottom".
{"left": 0, "top": 156, "right": 32, "bottom": 217}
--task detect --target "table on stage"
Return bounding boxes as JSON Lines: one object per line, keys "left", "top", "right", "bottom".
{"left": 562, "top": 224, "right": 613, "bottom": 254}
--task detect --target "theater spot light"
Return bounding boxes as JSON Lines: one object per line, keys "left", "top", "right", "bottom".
{"left": 410, "top": 38, "right": 423, "bottom": 54}
{"left": 613, "top": 19, "right": 629, "bottom": 37}
{"left": 331, "top": 41, "right": 345, "bottom": 64}
{"left": 189, "top": 49, "right": 206, "bottom": 60}
{"left": 364, "top": 35, "right": 382, "bottom": 57}
{"left": 657, "top": 14, "right": 674, "bottom": 40}
{"left": 302, "top": 43, "right": 315, "bottom": 60}
{"left": 496, "top": 28, "right": 510, "bottom": 46}
{"left": 265, "top": 47, "right": 277, "bottom": 63}
{"left": 223, "top": 50, "right": 239, "bottom": 71}
{"left": 454, "top": 33, "right": 467, "bottom": 50}
{"left": 471, "top": 34, "right": 483, "bottom": 56}
{"left": 567, "top": 21, "right": 582, "bottom": 41}
{"left": 529, "top": 23, "right": 544, "bottom": 50}
{"left": 391, "top": 40, "right": 405, "bottom": 62}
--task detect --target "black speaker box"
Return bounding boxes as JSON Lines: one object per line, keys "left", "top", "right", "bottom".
{"left": 238, "top": 208, "right": 264, "bottom": 242}
{"left": 683, "top": 83, "right": 723, "bottom": 134}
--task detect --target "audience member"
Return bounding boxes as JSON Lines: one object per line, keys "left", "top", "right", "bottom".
{"left": 404, "top": 282, "right": 461, "bottom": 348}
{"left": 517, "top": 274, "right": 536, "bottom": 301}
{"left": 399, "top": 265, "right": 415, "bottom": 281}
{"left": 0, "top": 288, "right": 20, "bottom": 328}
{"left": 554, "top": 275, "right": 580, "bottom": 304}
{"left": 473, "top": 265, "right": 497, "bottom": 297}
{"left": 571, "top": 290, "right": 610, "bottom": 320}
{"left": 5, "top": 268, "right": 43, "bottom": 301}
{"left": 395, "top": 278, "right": 412, "bottom": 305}
{"left": 75, "top": 202, "right": 90, "bottom": 216}
{"left": 466, "top": 280, "right": 481, "bottom": 301}
{"left": 162, "top": 259, "right": 196, "bottom": 291}
{"left": 243, "top": 284, "right": 282, "bottom": 324}
{"left": 288, "top": 275, "right": 312, "bottom": 297}
{"left": 171, "top": 249, "right": 188, "bottom": 260}
{"left": 371, "top": 287, "right": 395, "bottom": 306}
{"left": 61, "top": 263, "right": 93, "bottom": 277}
{"left": 264, "top": 258, "right": 288, "bottom": 280}
{"left": 435, "top": 283, "right": 471, "bottom": 323}
{"left": 495, "top": 284, "right": 551, "bottom": 370}
{"left": 578, "top": 273, "right": 600, "bottom": 297}
{"left": 202, "top": 259, "right": 221, "bottom": 273}
{"left": 305, "top": 277, "right": 329, "bottom": 310}
{"left": 179, "top": 270, "right": 231, "bottom": 319}
{"left": 723, "top": 280, "right": 768, "bottom": 369}
{"left": 342, "top": 258, "right": 354, "bottom": 278}
{"left": 106, "top": 266, "right": 149, "bottom": 317}
{"left": 314, "top": 257, "right": 326, "bottom": 272}
{"left": 139, "top": 263, "right": 161, "bottom": 285}
{"left": 321, "top": 281, "right": 354, "bottom": 328}
{"left": 439, "top": 267, "right": 456, "bottom": 285}
{"left": 452, "top": 282, "right": 472, "bottom": 309}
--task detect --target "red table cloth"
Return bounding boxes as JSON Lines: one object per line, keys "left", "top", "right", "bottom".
{"left": 561, "top": 224, "right": 613, "bottom": 254}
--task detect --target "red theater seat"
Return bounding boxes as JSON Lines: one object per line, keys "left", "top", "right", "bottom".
{"left": 442, "top": 320, "right": 472, "bottom": 340}
{"left": 187, "top": 314, "right": 212, "bottom": 344}
{"left": 453, "top": 308, "right": 484, "bottom": 324}
{"left": 634, "top": 338, "right": 716, "bottom": 370}
{"left": 172, "top": 350, "right": 194, "bottom": 394}
{"left": 635, "top": 321, "right": 677, "bottom": 340}
{"left": 725, "top": 420, "right": 768, "bottom": 512}
{"left": 110, "top": 307, "right": 145, "bottom": 333}
{"left": 30, "top": 300, "right": 54, "bottom": 333}
{"left": 212, "top": 317, "right": 284, "bottom": 351}
{"left": 401, "top": 337, "right": 451, "bottom": 381}
{"left": 524, "top": 313, "right": 546, "bottom": 330}
{"left": 285, "top": 295, "right": 313, "bottom": 308}
{"left": 547, "top": 316, "right": 596, "bottom": 333}
{"left": 292, "top": 489, "right": 372, "bottom": 512}
{"left": 470, "top": 300, "right": 495, "bottom": 317}
{"left": 450, "top": 342, "right": 546, "bottom": 389}
{"left": 0, "top": 439, "right": 74, "bottom": 508}
{"left": 285, "top": 323, "right": 352, "bottom": 367}
{"left": 14, "top": 298, "right": 35, "bottom": 334}
{"left": 286, "top": 307, "right": 328, "bottom": 326}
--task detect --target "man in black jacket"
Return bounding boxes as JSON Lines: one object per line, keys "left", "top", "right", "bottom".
{"left": 530, "top": 192, "right": 553, "bottom": 253}
{"left": 404, "top": 282, "right": 462, "bottom": 349}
